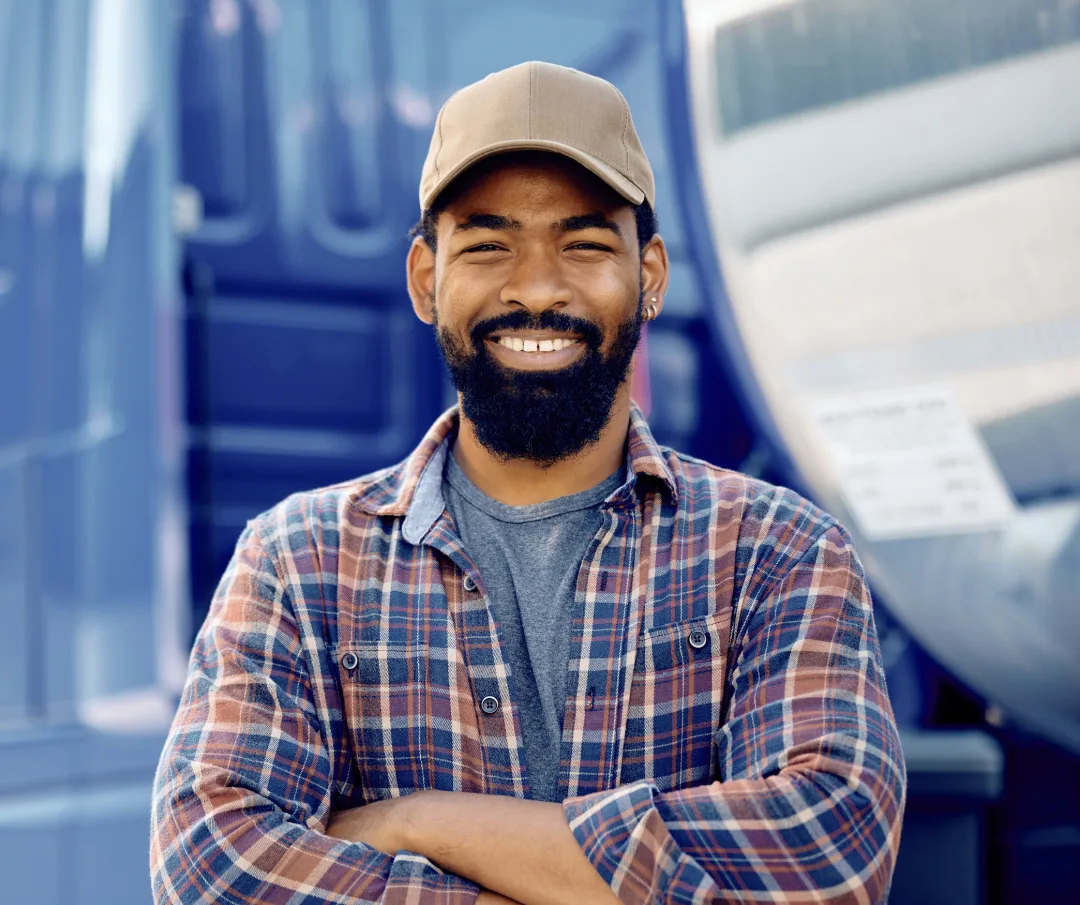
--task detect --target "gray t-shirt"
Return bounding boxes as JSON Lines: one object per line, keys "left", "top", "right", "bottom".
{"left": 444, "top": 453, "right": 624, "bottom": 802}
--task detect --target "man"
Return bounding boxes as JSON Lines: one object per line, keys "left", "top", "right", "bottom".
{"left": 151, "top": 62, "right": 905, "bottom": 904}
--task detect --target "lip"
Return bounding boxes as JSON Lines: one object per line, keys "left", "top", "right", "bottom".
{"left": 484, "top": 336, "right": 586, "bottom": 371}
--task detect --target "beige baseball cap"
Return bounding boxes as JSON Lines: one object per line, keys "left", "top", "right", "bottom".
{"left": 419, "top": 61, "right": 655, "bottom": 211}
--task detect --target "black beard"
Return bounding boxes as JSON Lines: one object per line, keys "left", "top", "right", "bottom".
{"left": 434, "top": 295, "right": 643, "bottom": 465}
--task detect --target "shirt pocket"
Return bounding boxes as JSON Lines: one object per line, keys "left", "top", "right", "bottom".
{"left": 337, "top": 641, "right": 435, "bottom": 801}
{"left": 619, "top": 611, "right": 730, "bottom": 791}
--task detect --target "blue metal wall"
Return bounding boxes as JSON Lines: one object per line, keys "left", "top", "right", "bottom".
{"left": 0, "top": 0, "right": 185, "bottom": 902}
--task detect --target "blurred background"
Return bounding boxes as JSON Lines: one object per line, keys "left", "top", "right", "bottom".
{"left": 0, "top": 0, "right": 1078, "bottom": 902}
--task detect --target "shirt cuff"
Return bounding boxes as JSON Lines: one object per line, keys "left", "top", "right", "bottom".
{"left": 563, "top": 780, "right": 682, "bottom": 904}
{"left": 385, "top": 850, "right": 481, "bottom": 904}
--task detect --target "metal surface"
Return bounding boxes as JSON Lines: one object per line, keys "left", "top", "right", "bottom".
{"left": 684, "top": 0, "right": 1080, "bottom": 754}
{"left": 0, "top": 0, "right": 183, "bottom": 902}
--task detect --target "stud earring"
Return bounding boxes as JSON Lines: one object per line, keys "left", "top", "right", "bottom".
{"left": 645, "top": 297, "right": 659, "bottom": 322}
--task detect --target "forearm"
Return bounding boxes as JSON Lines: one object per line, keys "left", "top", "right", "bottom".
{"left": 404, "top": 792, "right": 619, "bottom": 905}
{"left": 564, "top": 748, "right": 903, "bottom": 904}
{"left": 655, "top": 765, "right": 902, "bottom": 899}
{"left": 152, "top": 774, "right": 480, "bottom": 904}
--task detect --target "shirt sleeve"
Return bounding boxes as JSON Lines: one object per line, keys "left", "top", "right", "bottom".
{"left": 150, "top": 520, "right": 480, "bottom": 905}
{"left": 562, "top": 523, "right": 907, "bottom": 904}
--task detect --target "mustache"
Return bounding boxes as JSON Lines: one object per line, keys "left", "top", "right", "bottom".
{"left": 469, "top": 310, "right": 604, "bottom": 350}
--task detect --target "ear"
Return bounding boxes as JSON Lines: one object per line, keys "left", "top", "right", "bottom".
{"left": 640, "top": 234, "right": 670, "bottom": 317}
{"left": 407, "top": 236, "right": 436, "bottom": 325}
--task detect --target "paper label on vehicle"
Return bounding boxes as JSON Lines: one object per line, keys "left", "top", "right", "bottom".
{"left": 804, "top": 385, "right": 1017, "bottom": 540}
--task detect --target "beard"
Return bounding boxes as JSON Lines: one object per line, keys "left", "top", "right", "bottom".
{"left": 434, "top": 291, "right": 643, "bottom": 465}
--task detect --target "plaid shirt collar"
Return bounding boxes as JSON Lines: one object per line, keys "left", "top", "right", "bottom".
{"left": 348, "top": 405, "right": 678, "bottom": 539}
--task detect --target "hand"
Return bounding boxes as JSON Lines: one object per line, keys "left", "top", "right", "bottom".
{"left": 324, "top": 794, "right": 419, "bottom": 855}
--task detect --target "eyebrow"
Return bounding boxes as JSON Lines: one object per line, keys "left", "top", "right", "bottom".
{"left": 556, "top": 213, "right": 622, "bottom": 238}
{"left": 453, "top": 213, "right": 522, "bottom": 232}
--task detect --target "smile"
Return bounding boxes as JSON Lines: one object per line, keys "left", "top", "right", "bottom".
{"left": 483, "top": 332, "right": 587, "bottom": 370}
{"left": 492, "top": 335, "right": 581, "bottom": 353}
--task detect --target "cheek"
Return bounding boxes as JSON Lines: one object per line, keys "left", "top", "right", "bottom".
{"left": 574, "top": 260, "right": 640, "bottom": 303}
{"left": 432, "top": 283, "right": 485, "bottom": 346}
{"left": 431, "top": 275, "right": 468, "bottom": 323}
{"left": 588, "top": 273, "right": 641, "bottom": 323}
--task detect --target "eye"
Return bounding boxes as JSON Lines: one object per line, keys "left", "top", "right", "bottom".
{"left": 567, "top": 241, "right": 612, "bottom": 252}
{"left": 463, "top": 242, "right": 505, "bottom": 253}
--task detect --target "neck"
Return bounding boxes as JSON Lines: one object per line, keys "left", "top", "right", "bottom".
{"left": 451, "top": 390, "right": 631, "bottom": 506}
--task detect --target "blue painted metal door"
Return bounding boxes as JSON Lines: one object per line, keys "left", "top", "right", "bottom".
{"left": 178, "top": 0, "right": 451, "bottom": 626}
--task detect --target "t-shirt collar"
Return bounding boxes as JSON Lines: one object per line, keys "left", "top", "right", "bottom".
{"left": 350, "top": 405, "right": 678, "bottom": 538}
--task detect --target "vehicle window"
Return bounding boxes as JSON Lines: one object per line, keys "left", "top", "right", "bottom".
{"left": 715, "top": 0, "right": 1080, "bottom": 137}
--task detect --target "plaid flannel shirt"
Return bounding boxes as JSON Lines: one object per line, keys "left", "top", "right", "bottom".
{"left": 151, "top": 407, "right": 905, "bottom": 904}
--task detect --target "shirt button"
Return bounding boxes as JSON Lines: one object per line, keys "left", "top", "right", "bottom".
{"left": 688, "top": 629, "right": 708, "bottom": 650}
{"left": 340, "top": 652, "right": 359, "bottom": 670}
{"left": 463, "top": 574, "right": 477, "bottom": 592}
{"left": 480, "top": 695, "right": 500, "bottom": 715}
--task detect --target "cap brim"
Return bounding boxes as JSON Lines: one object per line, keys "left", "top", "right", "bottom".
{"left": 420, "top": 138, "right": 646, "bottom": 210}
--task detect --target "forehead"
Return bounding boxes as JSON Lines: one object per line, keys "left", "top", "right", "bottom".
{"left": 437, "top": 151, "right": 631, "bottom": 220}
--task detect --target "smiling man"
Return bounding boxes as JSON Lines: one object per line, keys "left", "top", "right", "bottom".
{"left": 151, "top": 62, "right": 905, "bottom": 905}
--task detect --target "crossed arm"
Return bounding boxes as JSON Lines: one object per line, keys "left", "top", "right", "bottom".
{"left": 151, "top": 519, "right": 905, "bottom": 905}
{"left": 326, "top": 792, "right": 618, "bottom": 905}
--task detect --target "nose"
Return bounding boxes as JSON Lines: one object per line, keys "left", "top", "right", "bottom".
{"left": 498, "top": 244, "right": 572, "bottom": 315}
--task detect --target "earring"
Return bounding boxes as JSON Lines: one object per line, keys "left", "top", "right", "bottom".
{"left": 645, "top": 297, "right": 659, "bottom": 322}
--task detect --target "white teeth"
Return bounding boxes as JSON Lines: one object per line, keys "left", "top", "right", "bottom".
{"left": 495, "top": 336, "right": 579, "bottom": 353}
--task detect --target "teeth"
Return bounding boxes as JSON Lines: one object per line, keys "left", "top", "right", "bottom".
{"left": 496, "top": 336, "right": 579, "bottom": 353}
